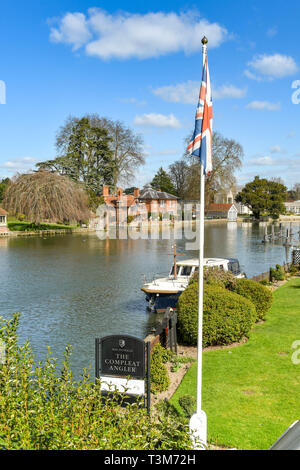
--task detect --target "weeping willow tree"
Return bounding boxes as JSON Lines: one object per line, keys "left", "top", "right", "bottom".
{"left": 3, "top": 171, "right": 90, "bottom": 224}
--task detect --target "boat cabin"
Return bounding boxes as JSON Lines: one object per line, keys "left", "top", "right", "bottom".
{"left": 170, "top": 258, "right": 243, "bottom": 278}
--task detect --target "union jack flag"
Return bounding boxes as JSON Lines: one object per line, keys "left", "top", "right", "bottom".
{"left": 187, "top": 56, "right": 213, "bottom": 175}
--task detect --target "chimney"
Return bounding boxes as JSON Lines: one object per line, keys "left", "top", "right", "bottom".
{"left": 134, "top": 187, "right": 140, "bottom": 199}
{"left": 103, "top": 185, "right": 109, "bottom": 198}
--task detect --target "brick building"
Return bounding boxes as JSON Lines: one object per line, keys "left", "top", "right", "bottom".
{"left": 91, "top": 184, "right": 178, "bottom": 228}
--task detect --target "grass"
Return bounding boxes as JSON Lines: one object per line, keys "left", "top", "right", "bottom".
{"left": 170, "top": 277, "right": 300, "bottom": 450}
{"left": 7, "top": 218, "right": 77, "bottom": 231}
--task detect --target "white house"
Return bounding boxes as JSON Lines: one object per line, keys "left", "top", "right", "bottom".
{"left": 0, "top": 207, "right": 8, "bottom": 234}
{"left": 284, "top": 200, "right": 300, "bottom": 214}
{"left": 214, "top": 187, "right": 252, "bottom": 215}
{"left": 205, "top": 203, "right": 238, "bottom": 221}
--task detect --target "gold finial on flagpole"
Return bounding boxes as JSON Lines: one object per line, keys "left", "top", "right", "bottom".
{"left": 201, "top": 36, "right": 208, "bottom": 45}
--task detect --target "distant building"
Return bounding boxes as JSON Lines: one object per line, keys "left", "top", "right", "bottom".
{"left": 90, "top": 184, "right": 178, "bottom": 229}
{"left": 138, "top": 184, "right": 178, "bottom": 216}
{"left": 0, "top": 207, "right": 8, "bottom": 234}
{"left": 214, "top": 186, "right": 252, "bottom": 215}
{"left": 205, "top": 203, "right": 238, "bottom": 221}
{"left": 284, "top": 200, "right": 300, "bottom": 214}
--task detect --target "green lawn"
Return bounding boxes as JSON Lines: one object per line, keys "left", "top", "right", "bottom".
{"left": 171, "top": 278, "right": 300, "bottom": 450}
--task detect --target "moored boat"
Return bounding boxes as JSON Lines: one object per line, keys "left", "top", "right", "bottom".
{"left": 141, "top": 256, "right": 245, "bottom": 313}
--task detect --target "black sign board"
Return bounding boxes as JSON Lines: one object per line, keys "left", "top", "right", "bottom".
{"left": 95, "top": 335, "right": 145, "bottom": 379}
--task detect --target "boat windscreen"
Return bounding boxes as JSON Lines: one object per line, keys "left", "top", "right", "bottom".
{"left": 180, "top": 266, "right": 193, "bottom": 276}
{"left": 228, "top": 261, "right": 240, "bottom": 275}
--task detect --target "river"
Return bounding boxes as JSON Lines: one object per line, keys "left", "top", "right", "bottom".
{"left": 0, "top": 220, "right": 298, "bottom": 377}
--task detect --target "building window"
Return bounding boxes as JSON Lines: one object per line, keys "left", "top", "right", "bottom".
{"left": 160, "top": 200, "right": 165, "bottom": 208}
{"left": 0, "top": 216, "right": 5, "bottom": 224}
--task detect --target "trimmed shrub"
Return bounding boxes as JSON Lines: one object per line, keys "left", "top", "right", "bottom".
{"left": 150, "top": 344, "right": 170, "bottom": 393}
{"left": 177, "top": 283, "right": 256, "bottom": 347}
{"left": 232, "top": 278, "right": 273, "bottom": 322}
{"left": 270, "top": 264, "right": 286, "bottom": 282}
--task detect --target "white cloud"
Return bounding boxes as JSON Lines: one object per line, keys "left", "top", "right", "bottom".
{"left": 49, "top": 9, "right": 228, "bottom": 60}
{"left": 134, "top": 113, "right": 181, "bottom": 128}
{"left": 270, "top": 145, "right": 284, "bottom": 154}
{"left": 0, "top": 157, "right": 38, "bottom": 174}
{"left": 213, "top": 84, "right": 247, "bottom": 100}
{"left": 153, "top": 81, "right": 246, "bottom": 104}
{"left": 246, "top": 100, "right": 281, "bottom": 111}
{"left": 49, "top": 12, "right": 91, "bottom": 50}
{"left": 245, "top": 53, "right": 298, "bottom": 80}
{"left": 250, "top": 156, "right": 274, "bottom": 166}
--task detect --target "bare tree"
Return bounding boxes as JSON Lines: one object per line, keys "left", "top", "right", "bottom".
{"left": 184, "top": 131, "right": 243, "bottom": 204}
{"left": 3, "top": 171, "right": 90, "bottom": 224}
{"left": 169, "top": 160, "right": 191, "bottom": 199}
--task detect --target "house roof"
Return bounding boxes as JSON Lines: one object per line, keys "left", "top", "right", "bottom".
{"left": 0, "top": 207, "right": 8, "bottom": 216}
{"left": 206, "top": 203, "right": 234, "bottom": 213}
{"left": 139, "top": 184, "right": 178, "bottom": 201}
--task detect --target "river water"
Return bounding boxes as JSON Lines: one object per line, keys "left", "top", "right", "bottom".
{"left": 0, "top": 221, "right": 298, "bottom": 377}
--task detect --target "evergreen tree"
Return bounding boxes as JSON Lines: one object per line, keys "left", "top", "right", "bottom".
{"left": 151, "top": 167, "right": 176, "bottom": 194}
{"left": 36, "top": 118, "right": 114, "bottom": 196}
{"left": 235, "top": 176, "right": 287, "bottom": 219}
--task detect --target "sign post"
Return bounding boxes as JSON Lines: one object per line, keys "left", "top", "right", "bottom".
{"left": 95, "top": 335, "right": 150, "bottom": 414}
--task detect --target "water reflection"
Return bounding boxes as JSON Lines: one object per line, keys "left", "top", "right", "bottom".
{"left": 0, "top": 221, "right": 298, "bottom": 377}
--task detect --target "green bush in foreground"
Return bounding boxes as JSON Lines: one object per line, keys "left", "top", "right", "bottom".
{"left": 232, "top": 278, "right": 273, "bottom": 322}
{"left": 0, "top": 314, "right": 192, "bottom": 450}
{"left": 150, "top": 344, "right": 170, "bottom": 393}
{"left": 177, "top": 283, "right": 256, "bottom": 347}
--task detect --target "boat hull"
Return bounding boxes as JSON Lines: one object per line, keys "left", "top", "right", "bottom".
{"left": 146, "top": 292, "right": 181, "bottom": 313}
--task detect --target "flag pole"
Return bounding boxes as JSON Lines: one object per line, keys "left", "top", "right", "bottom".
{"left": 189, "top": 35, "right": 208, "bottom": 450}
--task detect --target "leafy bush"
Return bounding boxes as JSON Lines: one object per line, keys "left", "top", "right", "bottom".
{"left": 270, "top": 264, "right": 286, "bottom": 282}
{"left": 179, "top": 395, "right": 197, "bottom": 419}
{"left": 191, "top": 267, "right": 237, "bottom": 290}
{"left": 232, "top": 278, "right": 273, "bottom": 322}
{"left": 150, "top": 344, "right": 170, "bottom": 393}
{"left": 177, "top": 283, "right": 256, "bottom": 347}
{"left": 0, "top": 314, "right": 192, "bottom": 450}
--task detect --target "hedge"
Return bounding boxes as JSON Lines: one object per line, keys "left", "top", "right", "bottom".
{"left": 177, "top": 283, "right": 256, "bottom": 347}
{"left": 232, "top": 278, "right": 273, "bottom": 322}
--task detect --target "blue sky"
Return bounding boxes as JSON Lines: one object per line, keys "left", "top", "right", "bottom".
{"left": 1, "top": 0, "right": 300, "bottom": 189}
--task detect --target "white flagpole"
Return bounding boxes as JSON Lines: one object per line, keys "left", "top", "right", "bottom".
{"left": 189, "top": 36, "right": 208, "bottom": 450}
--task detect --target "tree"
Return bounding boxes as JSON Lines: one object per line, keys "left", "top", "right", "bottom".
{"left": 169, "top": 160, "right": 190, "bottom": 199}
{"left": 184, "top": 131, "right": 244, "bottom": 204}
{"left": 36, "top": 117, "right": 114, "bottom": 196}
{"left": 0, "top": 177, "right": 10, "bottom": 203}
{"left": 91, "top": 116, "right": 145, "bottom": 187}
{"left": 287, "top": 183, "right": 300, "bottom": 201}
{"left": 151, "top": 167, "right": 176, "bottom": 194}
{"left": 235, "top": 176, "right": 287, "bottom": 219}
{"left": 39, "top": 114, "right": 145, "bottom": 190}
{"left": 3, "top": 171, "right": 90, "bottom": 224}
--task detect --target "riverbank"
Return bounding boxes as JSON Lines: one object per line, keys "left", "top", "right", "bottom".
{"left": 0, "top": 227, "right": 94, "bottom": 237}
{"left": 169, "top": 276, "right": 300, "bottom": 450}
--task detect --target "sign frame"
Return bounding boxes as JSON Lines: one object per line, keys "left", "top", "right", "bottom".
{"left": 95, "top": 335, "right": 151, "bottom": 414}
